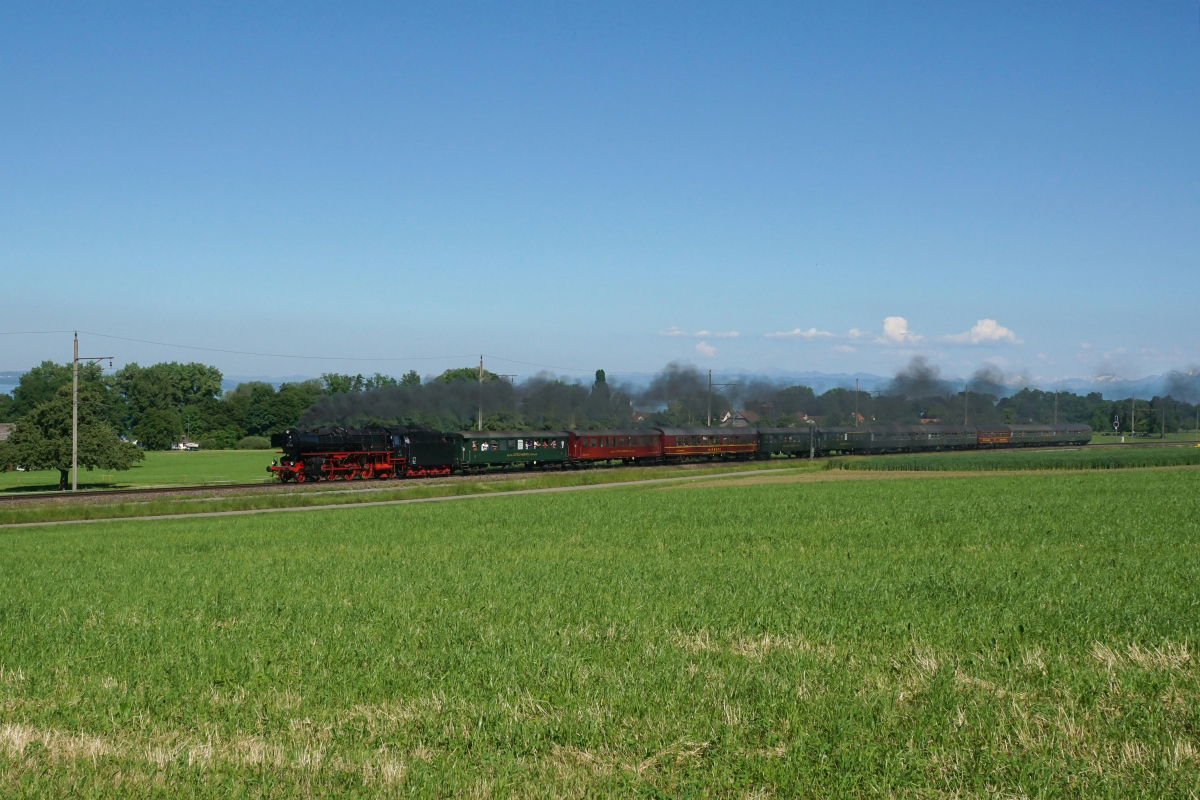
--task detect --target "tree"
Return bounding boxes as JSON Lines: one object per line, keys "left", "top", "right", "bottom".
{"left": 113, "top": 362, "right": 222, "bottom": 413}
{"left": 0, "top": 392, "right": 15, "bottom": 423}
{"left": 400, "top": 370, "right": 421, "bottom": 387}
{"left": 322, "top": 373, "right": 365, "bottom": 394}
{"left": 271, "top": 380, "right": 323, "bottom": 432}
{"left": 135, "top": 409, "right": 183, "bottom": 450}
{"left": 0, "top": 386, "right": 143, "bottom": 489}
{"left": 365, "top": 373, "right": 398, "bottom": 390}
{"left": 438, "top": 366, "right": 500, "bottom": 383}
{"left": 11, "top": 360, "right": 108, "bottom": 419}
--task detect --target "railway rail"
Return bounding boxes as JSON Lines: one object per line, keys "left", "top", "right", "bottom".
{"left": 2, "top": 439, "right": 1194, "bottom": 504}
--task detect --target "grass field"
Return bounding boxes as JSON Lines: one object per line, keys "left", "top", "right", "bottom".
{"left": 0, "top": 450, "right": 278, "bottom": 493}
{"left": 832, "top": 445, "right": 1200, "bottom": 472}
{"left": 0, "top": 462, "right": 815, "bottom": 526}
{"left": 2, "top": 468, "right": 1198, "bottom": 797}
{"left": 1092, "top": 431, "right": 1200, "bottom": 444}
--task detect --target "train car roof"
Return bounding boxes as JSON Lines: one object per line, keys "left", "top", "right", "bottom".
{"left": 654, "top": 427, "right": 757, "bottom": 436}
{"left": 875, "top": 424, "right": 977, "bottom": 434}
{"left": 1007, "top": 424, "right": 1091, "bottom": 432}
{"left": 460, "top": 430, "right": 571, "bottom": 438}
{"left": 570, "top": 429, "right": 658, "bottom": 437}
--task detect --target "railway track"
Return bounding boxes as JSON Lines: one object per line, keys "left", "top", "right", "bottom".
{"left": 3, "top": 440, "right": 1195, "bottom": 504}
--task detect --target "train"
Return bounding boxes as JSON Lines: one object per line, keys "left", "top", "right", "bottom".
{"left": 267, "top": 423, "right": 1092, "bottom": 482}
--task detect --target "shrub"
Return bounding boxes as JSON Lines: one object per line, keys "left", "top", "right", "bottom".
{"left": 198, "top": 430, "right": 238, "bottom": 450}
{"left": 234, "top": 436, "right": 272, "bottom": 450}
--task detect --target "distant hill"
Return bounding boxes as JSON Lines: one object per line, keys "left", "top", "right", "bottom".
{"left": 220, "top": 375, "right": 319, "bottom": 392}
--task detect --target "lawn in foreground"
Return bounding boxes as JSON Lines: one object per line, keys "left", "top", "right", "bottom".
{"left": 1, "top": 470, "right": 1198, "bottom": 797}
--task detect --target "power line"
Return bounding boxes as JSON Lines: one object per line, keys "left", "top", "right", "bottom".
{"left": 2, "top": 329, "right": 474, "bottom": 363}
{"left": 2, "top": 330, "right": 658, "bottom": 376}
{"left": 480, "top": 354, "right": 660, "bottom": 377}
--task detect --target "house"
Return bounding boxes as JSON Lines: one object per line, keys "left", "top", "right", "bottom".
{"left": 720, "top": 410, "right": 759, "bottom": 427}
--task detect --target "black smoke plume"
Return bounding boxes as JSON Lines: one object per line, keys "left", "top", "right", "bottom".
{"left": 886, "top": 356, "right": 954, "bottom": 399}
{"left": 967, "top": 365, "right": 1008, "bottom": 399}
{"left": 1165, "top": 368, "right": 1200, "bottom": 403}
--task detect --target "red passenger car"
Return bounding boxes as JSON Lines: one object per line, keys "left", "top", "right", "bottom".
{"left": 568, "top": 429, "right": 663, "bottom": 466}
{"left": 657, "top": 427, "right": 757, "bottom": 462}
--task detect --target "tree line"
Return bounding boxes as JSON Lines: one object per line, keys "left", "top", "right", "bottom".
{"left": 0, "top": 361, "right": 326, "bottom": 452}
{"left": 4, "top": 359, "right": 1198, "bottom": 489}
{"left": 743, "top": 385, "right": 1199, "bottom": 435}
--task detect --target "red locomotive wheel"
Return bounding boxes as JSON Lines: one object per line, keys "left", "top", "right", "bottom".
{"left": 295, "top": 472, "right": 306, "bottom": 483}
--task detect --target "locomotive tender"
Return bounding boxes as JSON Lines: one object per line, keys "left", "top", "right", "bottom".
{"left": 267, "top": 423, "right": 1092, "bottom": 482}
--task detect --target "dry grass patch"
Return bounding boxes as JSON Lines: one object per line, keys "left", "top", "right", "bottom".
{"left": 1, "top": 723, "right": 114, "bottom": 762}
{"left": 1091, "top": 640, "right": 1194, "bottom": 672}
{"left": 672, "top": 628, "right": 837, "bottom": 661}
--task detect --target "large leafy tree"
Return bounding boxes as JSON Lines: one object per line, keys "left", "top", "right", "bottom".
{"left": 0, "top": 386, "right": 143, "bottom": 489}
{"left": 113, "top": 362, "right": 223, "bottom": 427}
{"left": 11, "top": 360, "right": 108, "bottom": 419}
{"left": 271, "top": 380, "right": 322, "bottom": 432}
{"left": 438, "top": 366, "right": 500, "bottom": 383}
{"left": 134, "top": 408, "right": 183, "bottom": 450}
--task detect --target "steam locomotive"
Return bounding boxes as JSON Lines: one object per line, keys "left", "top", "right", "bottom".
{"left": 267, "top": 423, "right": 1092, "bottom": 482}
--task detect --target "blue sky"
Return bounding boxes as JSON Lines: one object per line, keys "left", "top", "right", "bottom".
{"left": 2, "top": 2, "right": 1197, "bottom": 385}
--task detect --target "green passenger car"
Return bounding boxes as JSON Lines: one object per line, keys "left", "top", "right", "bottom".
{"left": 756, "top": 427, "right": 817, "bottom": 458}
{"left": 458, "top": 430, "right": 570, "bottom": 471}
{"left": 820, "top": 427, "right": 871, "bottom": 454}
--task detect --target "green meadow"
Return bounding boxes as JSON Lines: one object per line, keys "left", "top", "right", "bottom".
{"left": 0, "top": 449, "right": 279, "bottom": 493}
{"left": 832, "top": 444, "right": 1200, "bottom": 472}
{"left": 2, "top": 468, "right": 1198, "bottom": 797}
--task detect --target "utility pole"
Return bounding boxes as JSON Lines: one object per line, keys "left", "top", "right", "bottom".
{"left": 1054, "top": 391, "right": 1058, "bottom": 426}
{"left": 706, "top": 369, "right": 739, "bottom": 427}
{"left": 72, "top": 332, "right": 113, "bottom": 491}
{"left": 855, "top": 379, "right": 859, "bottom": 426}
{"left": 964, "top": 382, "right": 969, "bottom": 426}
{"left": 1131, "top": 396, "right": 1135, "bottom": 437}
{"left": 477, "top": 356, "right": 484, "bottom": 431}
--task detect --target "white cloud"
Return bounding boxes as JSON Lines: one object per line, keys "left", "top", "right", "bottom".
{"left": 879, "top": 316, "right": 922, "bottom": 344}
{"left": 695, "top": 341, "right": 716, "bottom": 357}
{"left": 833, "top": 345, "right": 857, "bottom": 354}
{"left": 660, "top": 326, "right": 739, "bottom": 339}
{"left": 765, "top": 327, "right": 835, "bottom": 339}
{"left": 942, "top": 319, "right": 1022, "bottom": 345}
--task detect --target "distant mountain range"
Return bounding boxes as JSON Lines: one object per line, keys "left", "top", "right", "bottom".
{"left": 0, "top": 369, "right": 1191, "bottom": 401}
{"left": 627, "top": 369, "right": 1188, "bottom": 401}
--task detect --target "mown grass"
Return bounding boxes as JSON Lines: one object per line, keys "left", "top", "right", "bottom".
{"left": 832, "top": 444, "right": 1200, "bottom": 471}
{"left": 0, "top": 450, "right": 278, "bottom": 493}
{"left": 1, "top": 469, "right": 1198, "bottom": 797}
{"left": 0, "top": 461, "right": 818, "bottom": 526}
